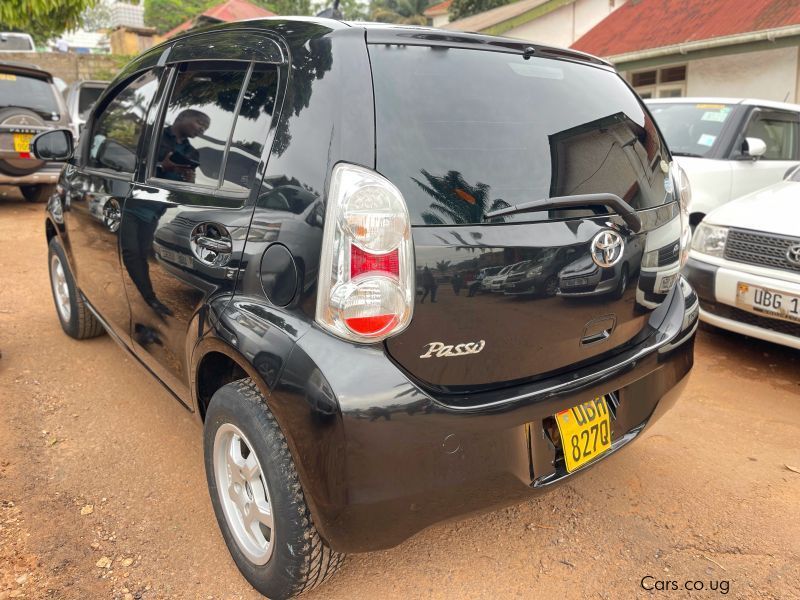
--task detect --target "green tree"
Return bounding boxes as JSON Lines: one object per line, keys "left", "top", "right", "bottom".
{"left": 449, "top": 0, "right": 513, "bottom": 21}
{"left": 413, "top": 169, "right": 509, "bottom": 225}
{"left": 0, "top": 0, "right": 97, "bottom": 44}
{"left": 370, "top": 0, "right": 429, "bottom": 25}
{"left": 270, "top": 0, "right": 313, "bottom": 16}
{"left": 143, "top": 0, "right": 213, "bottom": 34}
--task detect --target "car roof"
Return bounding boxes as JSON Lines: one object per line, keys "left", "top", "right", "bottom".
{"left": 0, "top": 60, "right": 52, "bottom": 81}
{"left": 165, "top": 17, "right": 611, "bottom": 69}
{"left": 645, "top": 96, "right": 800, "bottom": 113}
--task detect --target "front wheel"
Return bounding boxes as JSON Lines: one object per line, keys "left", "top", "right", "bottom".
{"left": 48, "top": 237, "right": 105, "bottom": 339}
{"left": 204, "top": 379, "right": 344, "bottom": 599}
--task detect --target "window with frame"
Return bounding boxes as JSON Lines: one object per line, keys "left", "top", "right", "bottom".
{"left": 88, "top": 70, "right": 160, "bottom": 174}
{"left": 631, "top": 65, "right": 686, "bottom": 99}
{"left": 744, "top": 114, "right": 798, "bottom": 160}
{"left": 153, "top": 61, "right": 278, "bottom": 192}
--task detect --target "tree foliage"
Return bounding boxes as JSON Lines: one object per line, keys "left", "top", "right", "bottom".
{"left": 449, "top": 0, "right": 512, "bottom": 21}
{"left": 370, "top": 0, "right": 429, "bottom": 25}
{"left": 143, "top": 0, "right": 316, "bottom": 33}
{"left": 414, "top": 170, "right": 509, "bottom": 225}
{"left": 143, "top": 0, "right": 214, "bottom": 34}
{"left": 0, "top": 0, "right": 97, "bottom": 44}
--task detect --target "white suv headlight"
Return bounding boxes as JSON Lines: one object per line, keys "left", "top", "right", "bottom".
{"left": 691, "top": 222, "right": 728, "bottom": 258}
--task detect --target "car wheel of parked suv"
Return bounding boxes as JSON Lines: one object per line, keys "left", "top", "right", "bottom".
{"left": 203, "top": 379, "right": 344, "bottom": 600}
{"left": 20, "top": 184, "right": 55, "bottom": 203}
{"left": 47, "top": 238, "right": 105, "bottom": 339}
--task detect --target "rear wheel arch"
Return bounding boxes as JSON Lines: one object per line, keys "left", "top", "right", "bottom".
{"left": 45, "top": 217, "right": 57, "bottom": 244}
{"left": 194, "top": 346, "right": 253, "bottom": 421}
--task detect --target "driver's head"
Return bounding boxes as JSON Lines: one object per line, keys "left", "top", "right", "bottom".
{"left": 173, "top": 109, "right": 210, "bottom": 138}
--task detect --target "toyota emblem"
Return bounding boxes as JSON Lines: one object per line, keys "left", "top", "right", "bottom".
{"left": 787, "top": 243, "right": 800, "bottom": 267}
{"left": 591, "top": 230, "right": 624, "bottom": 268}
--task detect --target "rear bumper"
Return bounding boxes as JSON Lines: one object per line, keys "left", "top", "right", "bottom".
{"left": 273, "top": 277, "right": 697, "bottom": 554}
{"left": 0, "top": 163, "right": 62, "bottom": 186}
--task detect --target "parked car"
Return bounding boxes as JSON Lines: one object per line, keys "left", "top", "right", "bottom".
{"left": 64, "top": 79, "right": 109, "bottom": 136}
{"left": 467, "top": 265, "right": 501, "bottom": 295}
{"left": 504, "top": 247, "right": 577, "bottom": 296}
{"left": 481, "top": 264, "right": 511, "bottom": 291}
{"left": 646, "top": 97, "right": 800, "bottom": 228}
{"left": 0, "top": 32, "right": 35, "bottom": 52}
{"left": 684, "top": 165, "right": 800, "bottom": 349}
{"left": 0, "top": 61, "right": 70, "bottom": 202}
{"left": 34, "top": 18, "right": 697, "bottom": 599}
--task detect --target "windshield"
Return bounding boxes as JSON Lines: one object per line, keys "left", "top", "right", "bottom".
{"left": 647, "top": 102, "right": 734, "bottom": 158}
{"left": 370, "top": 45, "right": 670, "bottom": 225}
{"left": 0, "top": 34, "right": 34, "bottom": 51}
{"left": 0, "top": 72, "right": 59, "bottom": 116}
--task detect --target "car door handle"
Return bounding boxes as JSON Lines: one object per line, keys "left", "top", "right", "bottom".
{"left": 194, "top": 235, "right": 232, "bottom": 254}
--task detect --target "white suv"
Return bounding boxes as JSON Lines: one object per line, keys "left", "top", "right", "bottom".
{"left": 684, "top": 166, "right": 800, "bottom": 349}
{"left": 647, "top": 98, "right": 800, "bottom": 228}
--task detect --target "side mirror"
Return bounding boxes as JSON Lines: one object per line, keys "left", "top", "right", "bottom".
{"left": 743, "top": 137, "right": 767, "bottom": 159}
{"left": 31, "top": 129, "right": 74, "bottom": 161}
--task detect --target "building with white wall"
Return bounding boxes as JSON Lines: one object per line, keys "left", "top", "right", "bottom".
{"left": 441, "top": 0, "right": 624, "bottom": 48}
{"left": 571, "top": 0, "right": 800, "bottom": 104}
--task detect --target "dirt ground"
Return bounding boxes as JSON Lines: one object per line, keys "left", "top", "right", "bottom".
{"left": 1, "top": 189, "right": 799, "bottom": 600}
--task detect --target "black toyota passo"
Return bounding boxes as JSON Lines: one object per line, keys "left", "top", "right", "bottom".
{"left": 33, "top": 18, "right": 698, "bottom": 599}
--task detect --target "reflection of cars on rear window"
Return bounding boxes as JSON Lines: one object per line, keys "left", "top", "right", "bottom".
{"left": 647, "top": 98, "right": 800, "bottom": 228}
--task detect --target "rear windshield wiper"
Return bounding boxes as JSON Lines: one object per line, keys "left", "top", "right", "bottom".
{"left": 484, "top": 192, "right": 642, "bottom": 232}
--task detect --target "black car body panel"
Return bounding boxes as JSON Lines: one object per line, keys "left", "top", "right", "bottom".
{"left": 43, "top": 18, "right": 695, "bottom": 556}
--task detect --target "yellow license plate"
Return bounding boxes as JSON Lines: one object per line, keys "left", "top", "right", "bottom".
{"left": 13, "top": 133, "right": 32, "bottom": 153}
{"left": 556, "top": 396, "right": 612, "bottom": 472}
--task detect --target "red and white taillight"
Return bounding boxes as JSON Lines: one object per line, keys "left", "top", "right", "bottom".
{"left": 315, "top": 163, "right": 414, "bottom": 342}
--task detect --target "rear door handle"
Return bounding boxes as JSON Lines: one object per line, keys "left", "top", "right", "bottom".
{"left": 194, "top": 235, "right": 232, "bottom": 254}
{"left": 190, "top": 224, "right": 233, "bottom": 267}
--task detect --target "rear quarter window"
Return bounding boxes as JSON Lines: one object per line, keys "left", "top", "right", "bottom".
{"left": 369, "top": 46, "right": 670, "bottom": 225}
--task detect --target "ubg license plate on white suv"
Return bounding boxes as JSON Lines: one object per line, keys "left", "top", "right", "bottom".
{"left": 736, "top": 282, "right": 800, "bottom": 324}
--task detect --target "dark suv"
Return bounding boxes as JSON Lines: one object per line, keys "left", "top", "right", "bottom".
{"left": 33, "top": 18, "right": 697, "bottom": 599}
{"left": 1, "top": 61, "right": 70, "bottom": 202}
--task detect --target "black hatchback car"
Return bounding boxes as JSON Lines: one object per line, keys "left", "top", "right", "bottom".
{"left": 33, "top": 18, "right": 698, "bottom": 599}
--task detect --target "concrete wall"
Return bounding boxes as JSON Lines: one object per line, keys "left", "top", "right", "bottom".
{"left": 686, "top": 47, "right": 799, "bottom": 104}
{"left": 0, "top": 51, "right": 129, "bottom": 84}
{"left": 508, "top": 0, "right": 623, "bottom": 48}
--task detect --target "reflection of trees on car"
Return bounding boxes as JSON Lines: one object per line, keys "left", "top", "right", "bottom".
{"left": 414, "top": 169, "right": 510, "bottom": 225}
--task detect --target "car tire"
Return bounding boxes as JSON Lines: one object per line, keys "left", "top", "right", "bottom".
{"left": 0, "top": 107, "right": 47, "bottom": 176}
{"left": 21, "top": 184, "right": 56, "bottom": 203}
{"left": 543, "top": 276, "right": 558, "bottom": 297}
{"left": 47, "top": 237, "right": 105, "bottom": 339}
{"left": 203, "top": 378, "right": 344, "bottom": 600}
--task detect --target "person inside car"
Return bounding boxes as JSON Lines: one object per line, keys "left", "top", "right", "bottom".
{"left": 155, "top": 108, "right": 209, "bottom": 183}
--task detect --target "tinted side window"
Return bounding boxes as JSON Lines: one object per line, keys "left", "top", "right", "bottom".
{"left": 89, "top": 70, "right": 159, "bottom": 174}
{"left": 221, "top": 65, "right": 278, "bottom": 192}
{"left": 745, "top": 114, "right": 798, "bottom": 160}
{"left": 154, "top": 63, "right": 248, "bottom": 188}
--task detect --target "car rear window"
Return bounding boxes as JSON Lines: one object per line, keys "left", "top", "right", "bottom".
{"left": 369, "top": 46, "right": 670, "bottom": 225}
{"left": 0, "top": 72, "right": 60, "bottom": 117}
{"left": 647, "top": 102, "right": 734, "bottom": 158}
{"left": 78, "top": 86, "right": 105, "bottom": 119}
